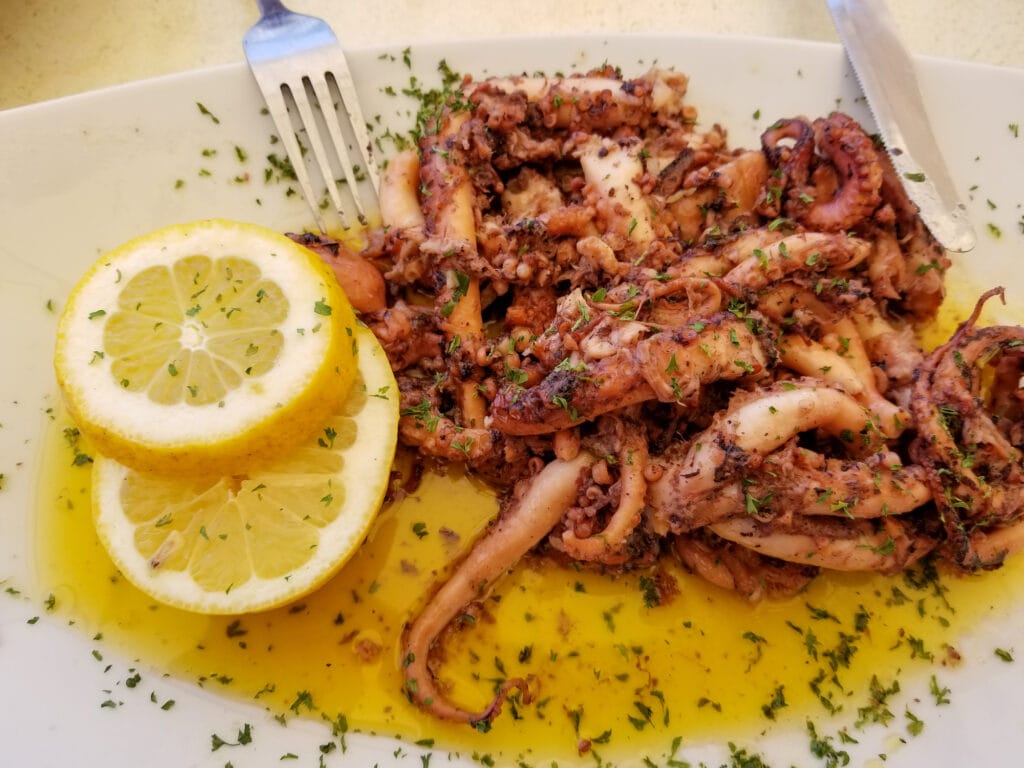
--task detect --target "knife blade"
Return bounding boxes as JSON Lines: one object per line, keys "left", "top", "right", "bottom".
{"left": 826, "top": 0, "right": 976, "bottom": 252}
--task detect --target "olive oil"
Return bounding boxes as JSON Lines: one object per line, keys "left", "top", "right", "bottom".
{"left": 36, "top": 414, "right": 1024, "bottom": 766}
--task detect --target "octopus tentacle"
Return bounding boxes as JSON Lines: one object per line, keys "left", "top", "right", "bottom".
{"left": 635, "top": 313, "right": 771, "bottom": 404}
{"left": 726, "top": 380, "right": 885, "bottom": 456}
{"left": 664, "top": 446, "right": 931, "bottom": 533}
{"left": 557, "top": 422, "right": 650, "bottom": 563}
{"left": 398, "top": 417, "right": 499, "bottom": 465}
{"left": 910, "top": 287, "right": 1024, "bottom": 568}
{"left": 418, "top": 109, "right": 488, "bottom": 427}
{"left": 365, "top": 300, "right": 444, "bottom": 372}
{"left": 758, "top": 117, "right": 815, "bottom": 217}
{"left": 778, "top": 318, "right": 908, "bottom": 438}
{"left": 465, "top": 67, "right": 691, "bottom": 135}
{"left": 721, "top": 231, "right": 871, "bottom": 294}
{"left": 490, "top": 311, "right": 769, "bottom": 435}
{"left": 760, "top": 113, "right": 883, "bottom": 232}
{"left": 674, "top": 532, "right": 818, "bottom": 601}
{"left": 649, "top": 379, "right": 888, "bottom": 536}
{"left": 488, "top": 352, "right": 654, "bottom": 436}
{"left": 401, "top": 452, "right": 596, "bottom": 724}
{"left": 288, "top": 232, "right": 386, "bottom": 314}
{"left": 791, "top": 112, "right": 883, "bottom": 231}
{"left": 710, "top": 515, "right": 935, "bottom": 573}
{"left": 968, "top": 518, "right": 1024, "bottom": 565}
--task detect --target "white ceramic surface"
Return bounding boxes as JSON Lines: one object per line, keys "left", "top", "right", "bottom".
{"left": 1, "top": 35, "right": 1023, "bottom": 768}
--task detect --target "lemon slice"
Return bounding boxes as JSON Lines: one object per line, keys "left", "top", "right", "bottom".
{"left": 91, "top": 325, "right": 398, "bottom": 614}
{"left": 54, "top": 219, "right": 357, "bottom": 475}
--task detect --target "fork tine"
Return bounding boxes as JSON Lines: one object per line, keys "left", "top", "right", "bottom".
{"left": 244, "top": 1, "right": 380, "bottom": 230}
{"left": 307, "top": 74, "right": 367, "bottom": 220}
{"left": 259, "top": 81, "right": 328, "bottom": 233}
{"left": 286, "top": 77, "right": 353, "bottom": 223}
{"left": 327, "top": 65, "right": 381, "bottom": 194}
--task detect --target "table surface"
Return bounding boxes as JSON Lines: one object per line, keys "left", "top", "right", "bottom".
{"left": 2, "top": 0, "right": 1023, "bottom": 111}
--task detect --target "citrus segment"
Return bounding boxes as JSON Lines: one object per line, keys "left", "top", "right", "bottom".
{"left": 91, "top": 325, "right": 399, "bottom": 614}
{"left": 54, "top": 219, "right": 357, "bottom": 475}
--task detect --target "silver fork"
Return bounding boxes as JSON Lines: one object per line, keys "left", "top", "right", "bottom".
{"left": 243, "top": 0, "right": 379, "bottom": 232}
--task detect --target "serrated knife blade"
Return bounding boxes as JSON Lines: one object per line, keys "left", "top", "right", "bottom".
{"left": 826, "top": 0, "right": 976, "bottom": 252}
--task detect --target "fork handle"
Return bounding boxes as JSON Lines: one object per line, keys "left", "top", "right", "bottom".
{"left": 255, "top": 0, "right": 289, "bottom": 18}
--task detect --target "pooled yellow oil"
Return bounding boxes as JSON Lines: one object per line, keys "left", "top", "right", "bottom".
{"left": 35, "top": 413, "right": 1024, "bottom": 766}
{"left": 917, "top": 264, "right": 1024, "bottom": 351}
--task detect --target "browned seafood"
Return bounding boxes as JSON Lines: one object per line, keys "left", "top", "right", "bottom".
{"left": 710, "top": 514, "right": 935, "bottom": 573}
{"left": 911, "top": 289, "right": 1024, "bottom": 568}
{"left": 646, "top": 380, "right": 927, "bottom": 534}
{"left": 402, "top": 452, "right": 595, "bottom": 723}
{"left": 314, "top": 63, "right": 1022, "bottom": 727}
{"left": 490, "top": 306, "right": 769, "bottom": 435}
{"left": 289, "top": 232, "right": 386, "bottom": 313}
{"left": 673, "top": 532, "right": 818, "bottom": 601}
{"left": 760, "top": 112, "right": 883, "bottom": 232}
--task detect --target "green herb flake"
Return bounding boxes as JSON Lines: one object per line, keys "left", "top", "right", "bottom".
{"left": 639, "top": 575, "right": 660, "bottom": 608}
{"left": 929, "top": 674, "right": 951, "bottom": 705}
{"left": 905, "top": 708, "right": 925, "bottom": 737}
{"left": 196, "top": 102, "right": 221, "bottom": 124}
{"left": 290, "top": 690, "right": 315, "bottom": 713}
{"left": 401, "top": 400, "right": 439, "bottom": 432}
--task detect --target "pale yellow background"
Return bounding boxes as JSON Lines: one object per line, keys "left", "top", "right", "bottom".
{"left": 2, "top": 0, "right": 1023, "bottom": 110}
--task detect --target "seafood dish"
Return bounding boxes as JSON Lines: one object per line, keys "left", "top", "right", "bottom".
{"left": 296, "top": 65, "right": 1024, "bottom": 726}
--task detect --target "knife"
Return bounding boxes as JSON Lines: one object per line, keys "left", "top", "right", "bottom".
{"left": 826, "top": 0, "right": 976, "bottom": 252}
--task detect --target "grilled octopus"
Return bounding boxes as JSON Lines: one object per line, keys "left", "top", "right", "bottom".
{"left": 294, "top": 64, "right": 1021, "bottom": 727}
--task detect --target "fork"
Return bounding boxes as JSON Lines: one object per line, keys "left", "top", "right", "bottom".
{"left": 243, "top": 0, "right": 379, "bottom": 232}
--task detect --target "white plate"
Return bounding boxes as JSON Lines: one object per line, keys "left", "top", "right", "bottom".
{"left": 2, "top": 34, "right": 1023, "bottom": 768}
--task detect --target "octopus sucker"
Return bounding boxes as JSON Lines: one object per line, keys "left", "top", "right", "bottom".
{"left": 555, "top": 419, "right": 650, "bottom": 563}
{"left": 322, "top": 61, "right": 1024, "bottom": 730}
